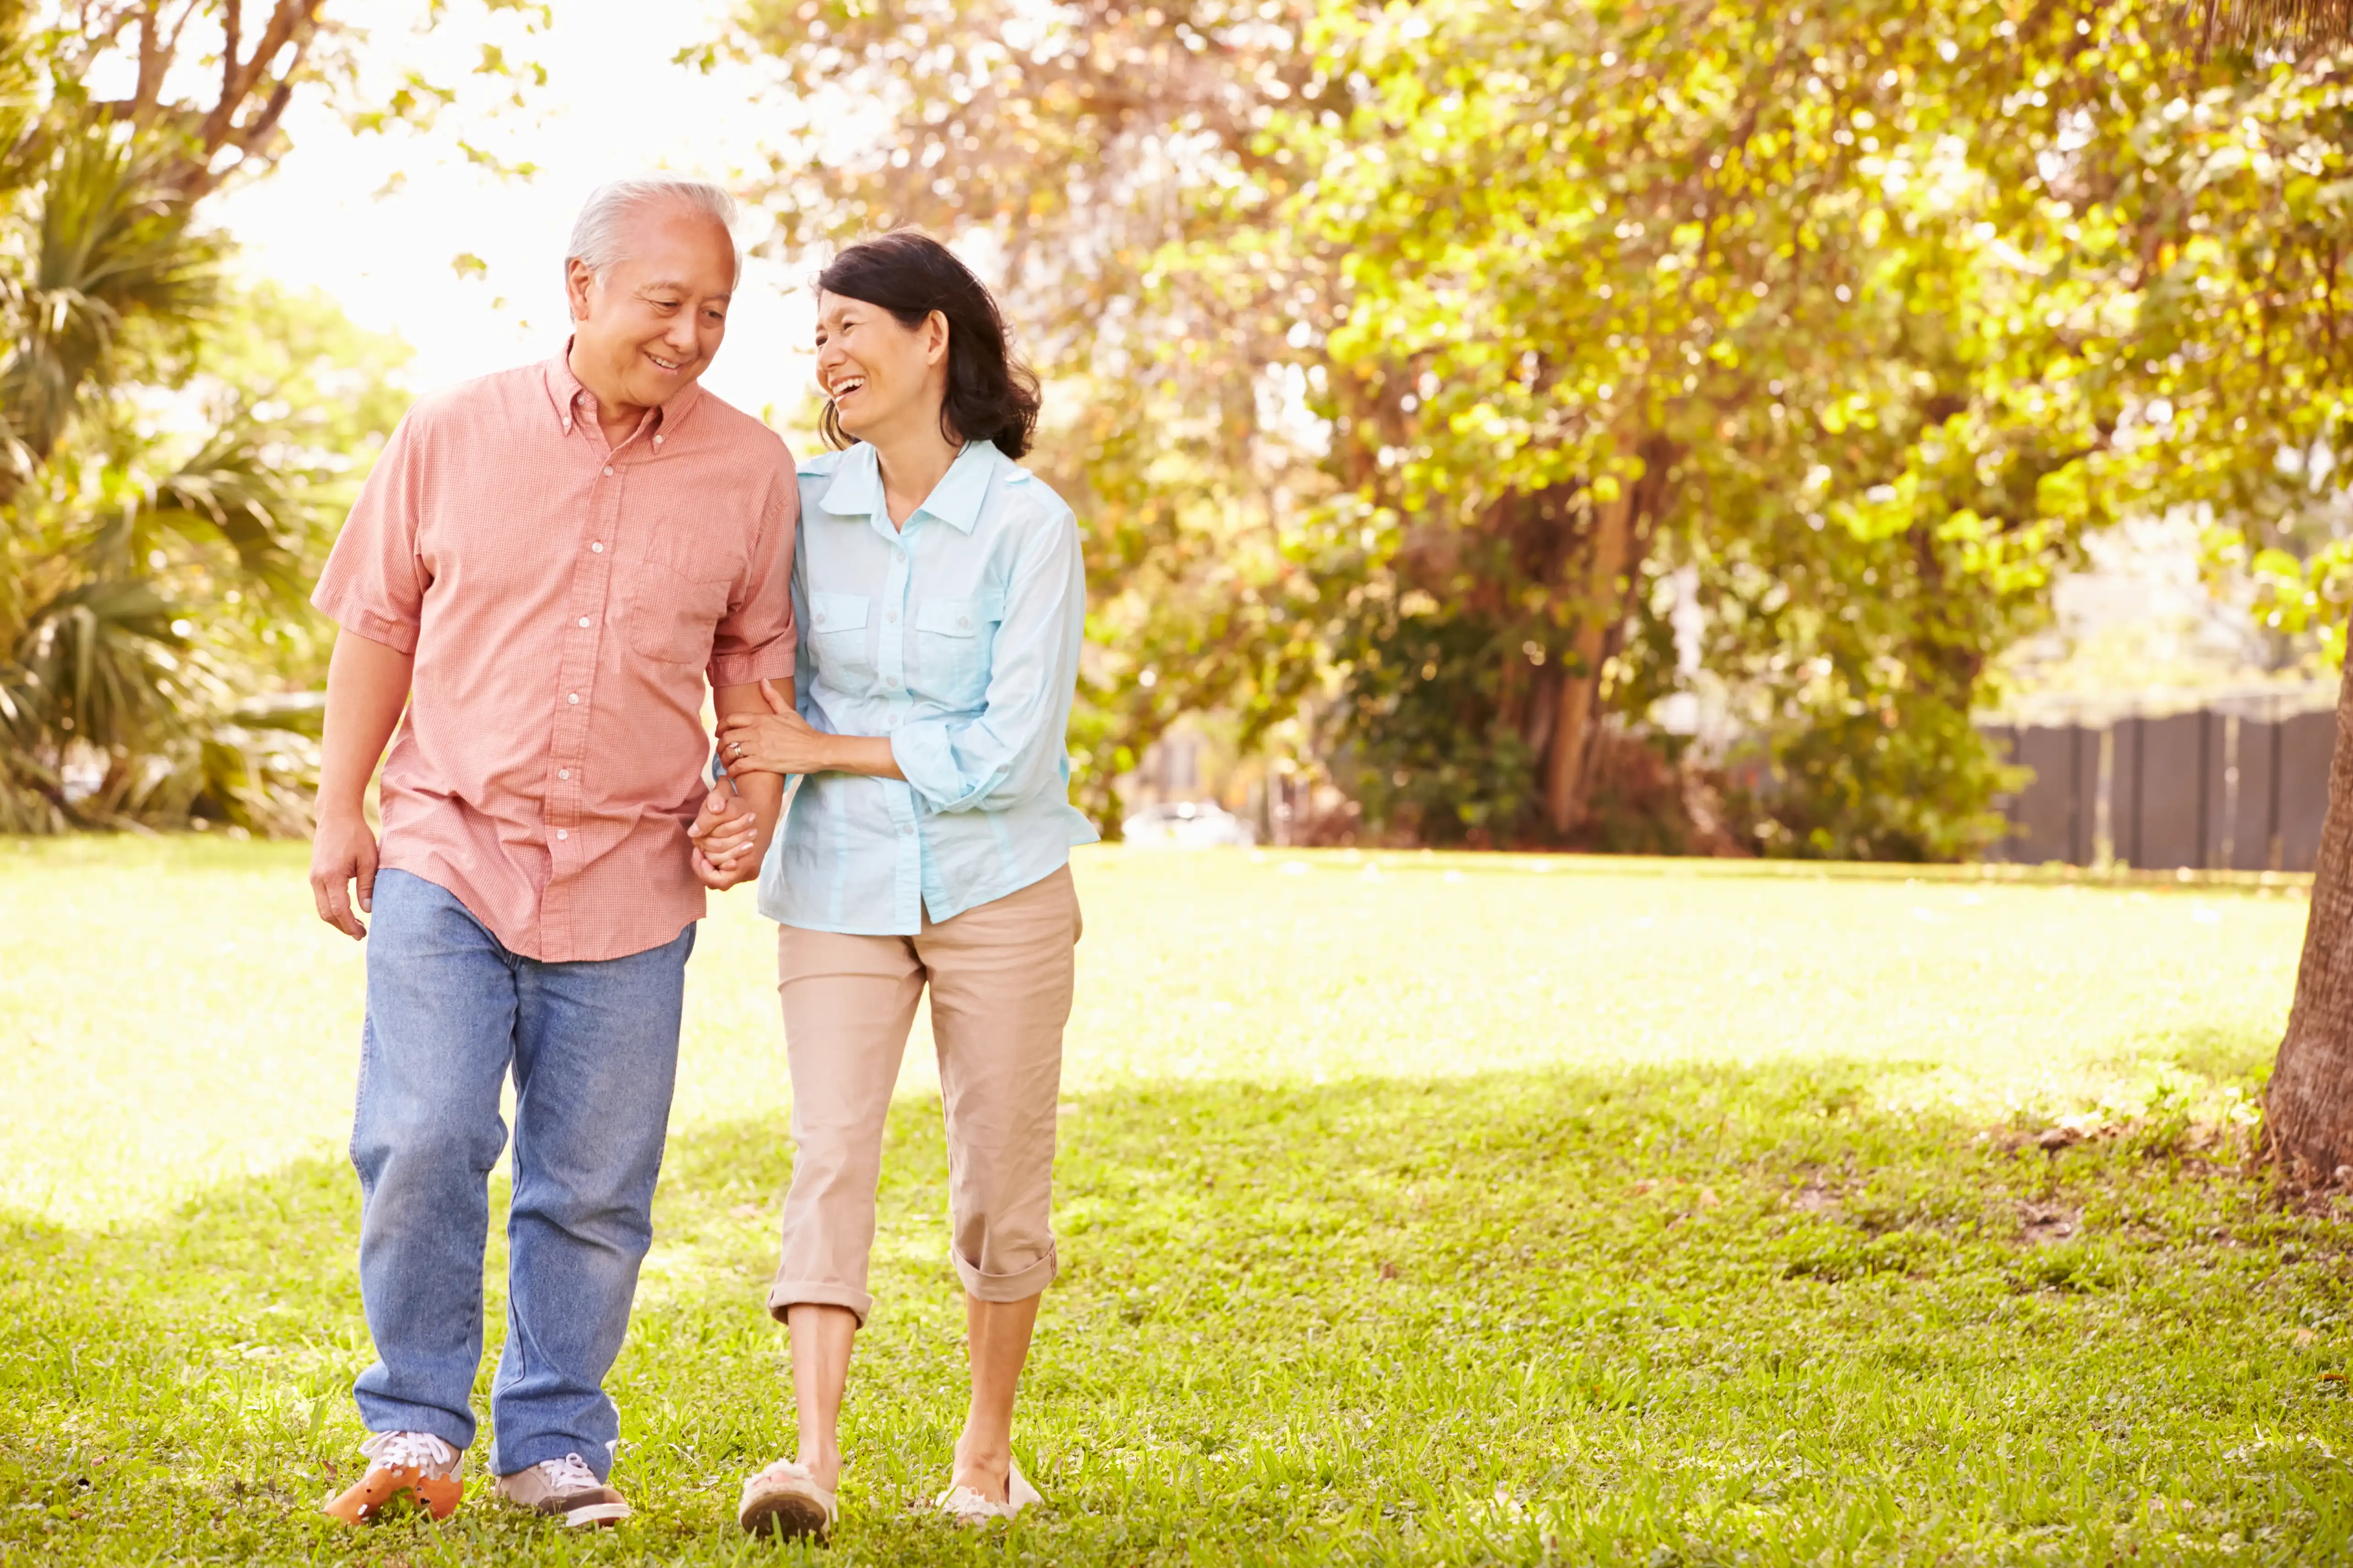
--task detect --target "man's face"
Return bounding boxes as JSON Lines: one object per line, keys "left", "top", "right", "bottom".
{"left": 565, "top": 202, "right": 736, "bottom": 411}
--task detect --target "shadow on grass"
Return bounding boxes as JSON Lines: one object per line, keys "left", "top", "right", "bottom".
{"left": 7, "top": 1042, "right": 2353, "bottom": 1566}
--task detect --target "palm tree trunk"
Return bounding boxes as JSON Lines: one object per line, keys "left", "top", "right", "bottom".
{"left": 2266, "top": 661, "right": 2353, "bottom": 1181}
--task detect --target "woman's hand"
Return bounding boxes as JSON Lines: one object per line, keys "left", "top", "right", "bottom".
{"left": 717, "top": 678, "right": 837, "bottom": 777}
{"left": 687, "top": 783, "right": 761, "bottom": 888}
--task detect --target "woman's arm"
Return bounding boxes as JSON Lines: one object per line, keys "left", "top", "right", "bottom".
{"left": 718, "top": 679, "right": 905, "bottom": 781}
{"left": 887, "top": 497, "right": 1084, "bottom": 814}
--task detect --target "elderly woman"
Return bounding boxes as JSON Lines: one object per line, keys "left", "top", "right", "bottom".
{"left": 701, "top": 232, "right": 1093, "bottom": 1540}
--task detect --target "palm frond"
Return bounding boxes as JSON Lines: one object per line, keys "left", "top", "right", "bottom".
{"left": 8, "top": 575, "right": 203, "bottom": 755}
{"left": 141, "top": 424, "right": 319, "bottom": 602}
{"left": 0, "top": 124, "right": 222, "bottom": 469}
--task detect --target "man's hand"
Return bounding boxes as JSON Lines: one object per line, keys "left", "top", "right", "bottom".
{"left": 310, "top": 628, "right": 413, "bottom": 940}
{"left": 688, "top": 782, "right": 761, "bottom": 890}
{"left": 310, "top": 810, "right": 381, "bottom": 939}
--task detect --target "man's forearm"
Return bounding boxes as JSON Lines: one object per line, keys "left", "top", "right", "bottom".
{"left": 714, "top": 680, "right": 792, "bottom": 847}
{"left": 318, "top": 630, "right": 414, "bottom": 821}
{"left": 734, "top": 771, "right": 786, "bottom": 844}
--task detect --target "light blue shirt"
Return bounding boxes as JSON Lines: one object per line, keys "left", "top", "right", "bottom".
{"left": 756, "top": 439, "right": 1097, "bottom": 934}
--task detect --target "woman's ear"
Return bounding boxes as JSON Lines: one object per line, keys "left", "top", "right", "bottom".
{"left": 927, "top": 309, "right": 952, "bottom": 365}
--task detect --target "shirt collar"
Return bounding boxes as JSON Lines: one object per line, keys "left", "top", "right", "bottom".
{"left": 541, "top": 340, "right": 704, "bottom": 439}
{"left": 818, "top": 440, "right": 994, "bottom": 534}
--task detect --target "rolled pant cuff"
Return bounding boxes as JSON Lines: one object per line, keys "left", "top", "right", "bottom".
{"left": 953, "top": 1243, "right": 1057, "bottom": 1303}
{"left": 767, "top": 1279, "right": 874, "bottom": 1327}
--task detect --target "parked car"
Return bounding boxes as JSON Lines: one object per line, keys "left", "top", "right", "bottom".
{"left": 1121, "top": 800, "right": 1258, "bottom": 849}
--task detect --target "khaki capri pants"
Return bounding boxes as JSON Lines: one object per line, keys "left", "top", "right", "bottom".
{"left": 767, "top": 864, "right": 1081, "bottom": 1325}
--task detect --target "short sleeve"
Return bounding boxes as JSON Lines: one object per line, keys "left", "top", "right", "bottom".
{"left": 708, "top": 447, "right": 801, "bottom": 688}
{"left": 311, "top": 413, "right": 429, "bottom": 654}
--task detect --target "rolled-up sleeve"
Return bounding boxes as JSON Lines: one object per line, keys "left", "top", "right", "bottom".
{"left": 891, "top": 498, "right": 1085, "bottom": 813}
{"left": 311, "top": 414, "right": 428, "bottom": 653}
{"left": 709, "top": 457, "right": 801, "bottom": 688}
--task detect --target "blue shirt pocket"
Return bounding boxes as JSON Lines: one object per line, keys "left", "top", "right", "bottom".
{"left": 914, "top": 594, "right": 1000, "bottom": 710}
{"left": 808, "top": 592, "right": 872, "bottom": 688}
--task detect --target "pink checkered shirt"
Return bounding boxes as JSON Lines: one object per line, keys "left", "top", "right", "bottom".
{"left": 313, "top": 350, "right": 799, "bottom": 961}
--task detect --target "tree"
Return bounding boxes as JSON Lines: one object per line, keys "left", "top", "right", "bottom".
{"left": 711, "top": 0, "right": 1339, "bottom": 827}
{"left": 718, "top": 0, "right": 2120, "bottom": 851}
{"left": 0, "top": 1, "right": 533, "bottom": 831}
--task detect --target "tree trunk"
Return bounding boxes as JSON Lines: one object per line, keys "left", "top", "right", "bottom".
{"left": 1540, "top": 479, "right": 1640, "bottom": 836}
{"left": 2266, "top": 661, "right": 2353, "bottom": 1181}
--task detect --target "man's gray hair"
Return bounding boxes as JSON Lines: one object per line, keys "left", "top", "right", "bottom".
{"left": 567, "top": 176, "right": 740, "bottom": 277}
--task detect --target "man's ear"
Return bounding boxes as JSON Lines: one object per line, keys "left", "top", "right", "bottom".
{"left": 566, "top": 259, "right": 595, "bottom": 323}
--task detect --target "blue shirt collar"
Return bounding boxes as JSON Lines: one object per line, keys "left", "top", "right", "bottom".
{"left": 818, "top": 441, "right": 995, "bottom": 534}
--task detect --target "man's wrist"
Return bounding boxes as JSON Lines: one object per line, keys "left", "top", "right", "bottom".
{"left": 316, "top": 795, "right": 369, "bottom": 828}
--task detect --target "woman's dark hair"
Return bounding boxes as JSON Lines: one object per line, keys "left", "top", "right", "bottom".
{"left": 816, "top": 232, "right": 1041, "bottom": 459}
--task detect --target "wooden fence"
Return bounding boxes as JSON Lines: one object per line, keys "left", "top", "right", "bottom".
{"left": 1980, "top": 688, "right": 2339, "bottom": 871}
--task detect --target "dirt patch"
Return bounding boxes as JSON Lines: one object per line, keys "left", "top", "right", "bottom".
{"left": 1786, "top": 1181, "right": 1843, "bottom": 1217}
{"left": 2018, "top": 1202, "right": 2082, "bottom": 1246}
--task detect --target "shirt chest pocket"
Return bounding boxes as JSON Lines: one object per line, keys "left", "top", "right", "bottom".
{"left": 626, "top": 555, "right": 735, "bottom": 669}
{"left": 913, "top": 594, "right": 1002, "bottom": 709}
{"left": 808, "top": 592, "right": 873, "bottom": 684}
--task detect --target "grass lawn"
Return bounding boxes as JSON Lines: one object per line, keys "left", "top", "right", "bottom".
{"left": 1, "top": 838, "right": 2346, "bottom": 1565}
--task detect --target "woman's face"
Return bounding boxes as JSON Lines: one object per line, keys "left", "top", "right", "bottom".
{"left": 814, "top": 291, "right": 949, "bottom": 444}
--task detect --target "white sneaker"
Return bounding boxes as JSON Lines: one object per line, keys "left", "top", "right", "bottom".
{"left": 493, "top": 1452, "right": 631, "bottom": 1528}
{"left": 738, "top": 1457, "right": 838, "bottom": 1540}
{"left": 935, "top": 1459, "right": 1042, "bottom": 1525}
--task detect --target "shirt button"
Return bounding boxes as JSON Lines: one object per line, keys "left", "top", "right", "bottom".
{"left": 958, "top": 616, "right": 970, "bottom": 629}
{"left": 899, "top": 824, "right": 913, "bottom": 837}
{"left": 603, "top": 465, "right": 614, "bottom": 476}
{"left": 568, "top": 692, "right": 580, "bottom": 704}
{"left": 558, "top": 768, "right": 570, "bottom": 780}
{"left": 653, "top": 435, "right": 664, "bottom": 446}
{"left": 557, "top": 829, "right": 568, "bottom": 840}
{"left": 885, "top": 676, "right": 899, "bottom": 687}
{"left": 591, "top": 542, "right": 604, "bottom": 553}
{"left": 577, "top": 616, "right": 591, "bottom": 628}
{"left": 885, "top": 608, "right": 898, "bottom": 623}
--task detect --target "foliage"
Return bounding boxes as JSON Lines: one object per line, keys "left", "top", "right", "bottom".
{"left": 0, "top": 841, "right": 2329, "bottom": 1562}
{"left": 714, "top": 0, "right": 2353, "bottom": 858}
{"left": 0, "top": 2, "right": 540, "bottom": 833}
{"left": 0, "top": 130, "right": 407, "bottom": 830}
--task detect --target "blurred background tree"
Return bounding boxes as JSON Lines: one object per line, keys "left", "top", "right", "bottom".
{"left": 0, "top": 0, "right": 534, "bottom": 832}
{"left": 709, "top": 0, "right": 2353, "bottom": 855}
{"left": 14, "top": 0, "right": 2353, "bottom": 860}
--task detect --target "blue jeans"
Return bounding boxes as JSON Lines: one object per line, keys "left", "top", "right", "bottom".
{"left": 349, "top": 869, "right": 694, "bottom": 1478}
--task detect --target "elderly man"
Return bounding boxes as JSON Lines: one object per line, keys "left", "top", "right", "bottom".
{"left": 305, "top": 177, "right": 794, "bottom": 1529}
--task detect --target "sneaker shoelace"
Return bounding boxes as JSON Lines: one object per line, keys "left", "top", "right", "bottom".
{"left": 537, "top": 1452, "right": 604, "bottom": 1495}
{"left": 358, "top": 1430, "right": 458, "bottom": 1476}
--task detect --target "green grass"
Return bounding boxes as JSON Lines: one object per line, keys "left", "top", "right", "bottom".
{"left": 1, "top": 838, "right": 2347, "bottom": 1565}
